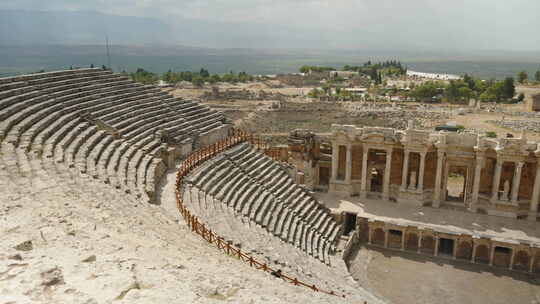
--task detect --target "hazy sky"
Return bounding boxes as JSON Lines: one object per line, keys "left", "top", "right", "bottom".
{"left": 2, "top": 0, "right": 539, "bottom": 50}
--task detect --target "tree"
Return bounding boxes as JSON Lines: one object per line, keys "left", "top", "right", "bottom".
{"left": 191, "top": 75, "right": 204, "bottom": 87}
{"left": 162, "top": 70, "right": 174, "bottom": 83}
{"left": 299, "top": 66, "right": 310, "bottom": 73}
{"left": 517, "top": 93, "right": 525, "bottom": 102}
{"left": 517, "top": 71, "right": 528, "bottom": 84}
{"left": 501, "top": 77, "right": 515, "bottom": 100}
{"left": 130, "top": 68, "right": 158, "bottom": 84}
{"left": 485, "top": 131, "right": 497, "bottom": 138}
{"left": 463, "top": 74, "right": 476, "bottom": 91}
{"left": 209, "top": 74, "right": 221, "bottom": 84}
{"left": 409, "top": 81, "right": 440, "bottom": 102}
{"left": 458, "top": 86, "right": 474, "bottom": 102}
{"left": 535, "top": 70, "right": 540, "bottom": 82}
{"left": 445, "top": 80, "right": 460, "bottom": 102}
{"left": 199, "top": 68, "right": 210, "bottom": 78}
{"left": 307, "top": 88, "right": 322, "bottom": 98}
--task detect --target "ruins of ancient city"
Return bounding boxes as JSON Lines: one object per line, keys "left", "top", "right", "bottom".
{"left": 2, "top": 4, "right": 540, "bottom": 303}
{"left": 2, "top": 65, "right": 540, "bottom": 304}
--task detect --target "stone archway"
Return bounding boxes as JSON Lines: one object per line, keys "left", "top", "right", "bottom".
{"left": 456, "top": 241, "right": 473, "bottom": 260}
{"left": 405, "top": 233, "right": 419, "bottom": 251}
{"left": 513, "top": 251, "right": 530, "bottom": 271}
{"left": 372, "top": 228, "right": 385, "bottom": 246}
{"left": 475, "top": 244, "right": 490, "bottom": 264}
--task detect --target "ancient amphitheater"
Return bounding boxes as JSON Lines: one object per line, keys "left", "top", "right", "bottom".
{"left": 2, "top": 68, "right": 539, "bottom": 304}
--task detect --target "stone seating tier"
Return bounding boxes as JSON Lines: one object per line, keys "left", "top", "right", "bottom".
{"left": 0, "top": 69, "right": 228, "bottom": 203}
{"left": 186, "top": 142, "right": 341, "bottom": 262}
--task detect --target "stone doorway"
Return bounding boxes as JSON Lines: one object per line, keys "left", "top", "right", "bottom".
{"left": 388, "top": 230, "right": 403, "bottom": 249}
{"left": 370, "top": 168, "right": 383, "bottom": 193}
{"left": 319, "top": 166, "right": 330, "bottom": 185}
{"left": 366, "top": 149, "right": 388, "bottom": 197}
{"left": 439, "top": 238, "right": 454, "bottom": 257}
{"left": 513, "top": 250, "right": 530, "bottom": 271}
{"left": 446, "top": 166, "right": 468, "bottom": 203}
{"left": 493, "top": 247, "right": 512, "bottom": 268}
{"left": 343, "top": 212, "right": 357, "bottom": 235}
{"left": 475, "top": 244, "right": 490, "bottom": 264}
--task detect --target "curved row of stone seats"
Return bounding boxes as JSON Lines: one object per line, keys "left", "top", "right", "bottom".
{"left": 0, "top": 70, "right": 126, "bottom": 141}
{"left": 0, "top": 68, "right": 228, "bottom": 203}
{"left": 184, "top": 184, "right": 335, "bottom": 267}
{"left": 185, "top": 143, "right": 340, "bottom": 262}
{"left": 223, "top": 144, "right": 341, "bottom": 246}
{"left": 190, "top": 159, "right": 328, "bottom": 262}
{"left": 225, "top": 143, "right": 341, "bottom": 245}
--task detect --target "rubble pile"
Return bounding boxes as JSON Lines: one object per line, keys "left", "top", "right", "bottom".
{"left": 343, "top": 102, "right": 451, "bottom": 129}
{"left": 487, "top": 119, "right": 540, "bottom": 132}
{"left": 202, "top": 87, "right": 288, "bottom": 101}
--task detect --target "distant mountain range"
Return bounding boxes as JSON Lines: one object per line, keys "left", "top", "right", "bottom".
{"left": 0, "top": 9, "right": 174, "bottom": 45}
{"left": 0, "top": 9, "right": 539, "bottom": 79}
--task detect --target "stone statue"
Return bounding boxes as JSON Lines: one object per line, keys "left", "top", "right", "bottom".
{"left": 501, "top": 180, "right": 510, "bottom": 201}
{"left": 408, "top": 171, "right": 417, "bottom": 190}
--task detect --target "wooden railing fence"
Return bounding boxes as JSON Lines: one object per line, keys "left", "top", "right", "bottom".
{"left": 175, "top": 128, "right": 344, "bottom": 298}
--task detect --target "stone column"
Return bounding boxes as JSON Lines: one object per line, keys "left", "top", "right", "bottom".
{"left": 401, "top": 231, "right": 406, "bottom": 251}
{"left": 530, "top": 252, "right": 536, "bottom": 273}
{"left": 453, "top": 239, "right": 458, "bottom": 259}
{"left": 368, "top": 225, "right": 373, "bottom": 245}
{"left": 382, "top": 148, "right": 393, "bottom": 201}
{"left": 417, "top": 231, "right": 423, "bottom": 254}
{"left": 384, "top": 229, "right": 389, "bottom": 248}
{"left": 471, "top": 243, "right": 477, "bottom": 263}
{"left": 509, "top": 248, "right": 516, "bottom": 270}
{"left": 401, "top": 149, "right": 410, "bottom": 190}
{"left": 433, "top": 151, "right": 445, "bottom": 207}
{"left": 360, "top": 147, "right": 369, "bottom": 199}
{"left": 529, "top": 162, "right": 540, "bottom": 221}
{"left": 491, "top": 159, "right": 503, "bottom": 202}
{"left": 511, "top": 162, "right": 524, "bottom": 203}
{"left": 489, "top": 245, "right": 495, "bottom": 266}
{"left": 434, "top": 236, "right": 440, "bottom": 256}
{"left": 331, "top": 143, "right": 338, "bottom": 182}
{"left": 418, "top": 152, "right": 426, "bottom": 191}
{"left": 345, "top": 145, "right": 353, "bottom": 184}
{"left": 471, "top": 155, "right": 484, "bottom": 211}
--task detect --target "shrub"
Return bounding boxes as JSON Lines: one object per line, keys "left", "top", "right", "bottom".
{"left": 486, "top": 131, "right": 497, "bottom": 138}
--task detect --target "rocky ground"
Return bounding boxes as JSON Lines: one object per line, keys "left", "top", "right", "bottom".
{"left": 0, "top": 162, "right": 379, "bottom": 303}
